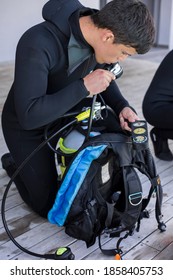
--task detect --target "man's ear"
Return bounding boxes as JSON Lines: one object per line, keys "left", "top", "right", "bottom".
{"left": 102, "top": 30, "right": 115, "bottom": 43}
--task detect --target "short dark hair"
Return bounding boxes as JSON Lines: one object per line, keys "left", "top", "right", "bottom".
{"left": 91, "top": 0, "right": 155, "bottom": 54}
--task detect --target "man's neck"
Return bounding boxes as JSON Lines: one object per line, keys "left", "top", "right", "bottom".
{"left": 79, "top": 16, "right": 96, "bottom": 48}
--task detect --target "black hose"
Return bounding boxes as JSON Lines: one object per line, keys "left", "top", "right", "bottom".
{"left": 85, "top": 95, "right": 97, "bottom": 142}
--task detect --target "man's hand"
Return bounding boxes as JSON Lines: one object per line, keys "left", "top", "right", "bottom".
{"left": 83, "top": 69, "right": 115, "bottom": 96}
{"left": 119, "top": 107, "right": 139, "bottom": 131}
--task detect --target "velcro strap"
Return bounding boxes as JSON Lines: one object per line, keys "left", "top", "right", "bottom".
{"left": 105, "top": 202, "right": 115, "bottom": 228}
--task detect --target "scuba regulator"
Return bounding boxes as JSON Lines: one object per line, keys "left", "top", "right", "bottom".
{"left": 105, "top": 62, "right": 123, "bottom": 79}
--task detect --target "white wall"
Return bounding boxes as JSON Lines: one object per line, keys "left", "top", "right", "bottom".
{"left": 0, "top": 0, "right": 99, "bottom": 63}
{"left": 80, "top": 0, "right": 99, "bottom": 9}
{"left": 157, "top": 0, "right": 172, "bottom": 46}
{"left": 169, "top": 1, "right": 173, "bottom": 50}
{"left": 0, "top": 0, "right": 47, "bottom": 62}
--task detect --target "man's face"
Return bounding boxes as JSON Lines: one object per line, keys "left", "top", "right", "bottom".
{"left": 94, "top": 42, "right": 137, "bottom": 64}
{"left": 93, "top": 29, "right": 137, "bottom": 64}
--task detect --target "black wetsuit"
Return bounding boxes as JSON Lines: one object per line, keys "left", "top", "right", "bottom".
{"left": 142, "top": 50, "right": 173, "bottom": 139}
{"left": 1, "top": 0, "right": 129, "bottom": 217}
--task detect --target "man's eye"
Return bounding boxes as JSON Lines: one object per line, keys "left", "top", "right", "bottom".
{"left": 122, "top": 51, "right": 131, "bottom": 57}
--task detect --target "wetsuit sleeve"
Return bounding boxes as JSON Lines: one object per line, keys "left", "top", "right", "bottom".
{"left": 100, "top": 80, "right": 130, "bottom": 115}
{"left": 13, "top": 29, "right": 89, "bottom": 130}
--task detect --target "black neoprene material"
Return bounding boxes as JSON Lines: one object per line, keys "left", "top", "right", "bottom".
{"left": 142, "top": 50, "right": 173, "bottom": 139}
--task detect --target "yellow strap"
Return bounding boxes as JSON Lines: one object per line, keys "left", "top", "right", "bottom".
{"left": 60, "top": 164, "right": 66, "bottom": 178}
{"left": 75, "top": 109, "right": 91, "bottom": 122}
{"left": 59, "top": 137, "right": 77, "bottom": 154}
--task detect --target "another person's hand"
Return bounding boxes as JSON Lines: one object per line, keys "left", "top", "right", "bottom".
{"left": 119, "top": 107, "right": 139, "bottom": 131}
{"left": 83, "top": 69, "right": 115, "bottom": 96}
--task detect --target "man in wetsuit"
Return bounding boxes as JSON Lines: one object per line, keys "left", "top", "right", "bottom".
{"left": 1, "top": 0, "right": 155, "bottom": 217}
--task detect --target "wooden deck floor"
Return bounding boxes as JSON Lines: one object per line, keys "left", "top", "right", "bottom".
{"left": 1, "top": 48, "right": 173, "bottom": 260}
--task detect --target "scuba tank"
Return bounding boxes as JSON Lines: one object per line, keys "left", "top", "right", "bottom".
{"left": 57, "top": 103, "right": 102, "bottom": 178}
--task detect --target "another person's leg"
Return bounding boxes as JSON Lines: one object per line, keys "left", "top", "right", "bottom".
{"left": 143, "top": 102, "right": 173, "bottom": 161}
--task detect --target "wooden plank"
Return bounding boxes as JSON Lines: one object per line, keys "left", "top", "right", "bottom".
{"left": 153, "top": 242, "right": 173, "bottom": 260}
{"left": 142, "top": 218, "right": 173, "bottom": 252}
{"left": 0, "top": 205, "right": 40, "bottom": 234}
{"left": 121, "top": 199, "right": 173, "bottom": 260}
{"left": 13, "top": 230, "right": 76, "bottom": 260}
{"left": 0, "top": 192, "right": 24, "bottom": 215}
{"left": 0, "top": 222, "right": 67, "bottom": 260}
